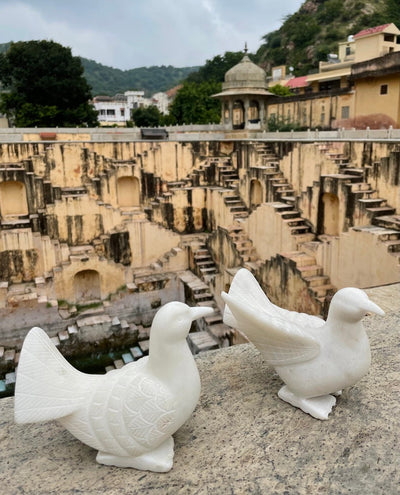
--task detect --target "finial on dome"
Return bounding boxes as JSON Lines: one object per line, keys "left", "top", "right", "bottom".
{"left": 244, "top": 42, "right": 248, "bottom": 54}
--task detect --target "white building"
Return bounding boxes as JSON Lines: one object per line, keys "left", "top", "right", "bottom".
{"left": 93, "top": 90, "right": 170, "bottom": 126}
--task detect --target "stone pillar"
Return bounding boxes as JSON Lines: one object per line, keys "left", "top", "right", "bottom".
{"left": 228, "top": 100, "right": 234, "bottom": 129}
{"left": 259, "top": 101, "right": 265, "bottom": 129}
{"left": 244, "top": 98, "right": 250, "bottom": 129}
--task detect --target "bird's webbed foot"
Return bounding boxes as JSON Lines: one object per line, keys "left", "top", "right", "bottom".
{"left": 96, "top": 436, "right": 174, "bottom": 472}
{"left": 278, "top": 385, "right": 336, "bottom": 420}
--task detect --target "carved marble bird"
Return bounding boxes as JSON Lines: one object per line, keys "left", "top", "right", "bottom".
{"left": 14, "top": 302, "right": 213, "bottom": 471}
{"left": 222, "top": 268, "right": 384, "bottom": 420}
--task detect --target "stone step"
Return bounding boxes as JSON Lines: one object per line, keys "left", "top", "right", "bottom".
{"left": 276, "top": 188, "right": 295, "bottom": 196}
{"left": 289, "top": 225, "right": 311, "bottom": 234}
{"left": 229, "top": 205, "right": 247, "bottom": 212}
{"left": 297, "top": 264, "right": 323, "bottom": 277}
{"left": 193, "top": 291, "right": 213, "bottom": 301}
{"left": 195, "top": 249, "right": 209, "bottom": 257}
{"left": 187, "top": 331, "right": 219, "bottom": 354}
{"left": 304, "top": 275, "right": 330, "bottom": 287}
{"left": 366, "top": 206, "right": 396, "bottom": 217}
{"left": 196, "top": 260, "right": 216, "bottom": 267}
{"left": 282, "top": 252, "right": 315, "bottom": 267}
{"left": 199, "top": 267, "right": 218, "bottom": 275}
{"left": 372, "top": 215, "right": 400, "bottom": 231}
{"left": 310, "top": 284, "right": 336, "bottom": 298}
{"left": 271, "top": 202, "right": 295, "bottom": 211}
{"left": 383, "top": 240, "right": 400, "bottom": 252}
{"left": 233, "top": 211, "right": 249, "bottom": 219}
{"left": 204, "top": 314, "right": 223, "bottom": 325}
{"left": 358, "top": 198, "right": 387, "bottom": 207}
{"left": 283, "top": 217, "right": 308, "bottom": 227}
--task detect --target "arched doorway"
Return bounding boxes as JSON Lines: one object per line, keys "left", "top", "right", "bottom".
{"left": 74, "top": 269, "right": 101, "bottom": 302}
{"left": 0, "top": 181, "right": 28, "bottom": 216}
{"left": 117, "top": 176, "right": 140, "bottom": 207}
{"left": 322, "top": 192, "right": 339, "bottom": 235}
{"left": 250, "top": 179, "right": 262, "bottom": 207}
{"left": 232, "top": 101, "right": 245, "bottom": 129}
{"left": 248, "top": 101, "right": 260, "bottom": 123}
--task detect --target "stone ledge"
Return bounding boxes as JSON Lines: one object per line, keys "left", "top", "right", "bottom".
{"left": 0, "top": 310, "right": 399, "bottom": 494}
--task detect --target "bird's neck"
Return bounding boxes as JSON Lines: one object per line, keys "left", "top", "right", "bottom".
{"left": 326, "top": 309, "right": 364, "bottom": 339}
{"left": 148, "top": 338, "right": 200, "bottom": 391}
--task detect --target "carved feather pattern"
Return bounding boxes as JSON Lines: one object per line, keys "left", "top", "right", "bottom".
{"left": 222, "top": 269, "right": 322, "bottom": 366}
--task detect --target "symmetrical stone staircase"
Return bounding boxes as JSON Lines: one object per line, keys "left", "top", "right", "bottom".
{"left": 190, "top": 241, "right": 218, "bottom": 283}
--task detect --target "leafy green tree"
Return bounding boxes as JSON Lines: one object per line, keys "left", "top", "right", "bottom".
{"left": 131, "top": 105, "right": 163, "bottom": 127}
{"left": 268, "top": 84, "right": 293, "bottom": 97}
{"left": 0, "top": 40, "right": 98, "bottom": 127}
{"left": 168, "top": 81, "right": 221, "bottom": 125}
{"left": 186, "top": 51, "right": 245, "bottom": 83}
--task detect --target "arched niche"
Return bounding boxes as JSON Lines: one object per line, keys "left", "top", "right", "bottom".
{"left": 248, "top": 100, "right": 260, "bottom": 122}
{"left": 232, "top": 100, "right": 245, "bottom": 129}
{"left": 0, "top": 181, "right": 28, "bottom": 216}
{"left": 322, "top": 192, "right": 340, "bottom": 236}
{"left": 74, "top": 269, "right": 101, "bottom": 302}
{"left": 250, "top": 179, "right": 262, "bottom": 207}
{"left": 117, "top": 176, "right": 140, "bottom": 207}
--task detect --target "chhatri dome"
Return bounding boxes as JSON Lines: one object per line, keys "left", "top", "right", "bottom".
{"left": 213, "top": 46, "right": 273, "bottom": 130}
{"left": 223, "top": 54, "right": 269, "bottom": 91}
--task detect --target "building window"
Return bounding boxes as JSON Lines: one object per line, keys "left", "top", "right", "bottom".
{"left": 107, "top": 109, "right": 116, "bottom": 116}
{"left": 120, "top": 108, "right": 125, "bottom": 117}
{"left": 345, "top": 46, "right": 351, "bottom": 56}
{"left": 380, "top": 84, "right": 388, "bottom": 95}
{"left": 384, "top": 34, "right": 395, "bottom": 42}
{"left": 320, "top": 113, "right": 325, "bottom": 124}
{"left": 341, "top": 106, "right": 349, "bottom": 119}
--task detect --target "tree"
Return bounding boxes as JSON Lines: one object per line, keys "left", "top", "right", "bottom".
{"left": 268, "top": 84, "right": 293, "bottom": 97}
{"left": 0, "top": 40, "right": 98, "bottom": 127}
{"left": 168, "top": 81, "right": 221, "bottom": 125}
{"left": 131, "top": 105, "right": 163, "bottom": 127}
{"left": 186, "top": 51, "right": 247, "bottom": 84}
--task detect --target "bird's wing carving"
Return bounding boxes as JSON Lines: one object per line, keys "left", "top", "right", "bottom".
{"left": 123, "top": 372, "right": 177, "bottom": 451}
{"left": 14, "top": 327, "right": 94, "bottom": 423}
{"left": 223, "top": 268, "right": 324, "bottom": 330}
{"left": 222, "top": 290, "right": 320, "bottom": 366}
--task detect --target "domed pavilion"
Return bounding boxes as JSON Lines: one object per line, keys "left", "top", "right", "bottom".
{"left": 213, "top": 49, "right": 273, "bottom": 131}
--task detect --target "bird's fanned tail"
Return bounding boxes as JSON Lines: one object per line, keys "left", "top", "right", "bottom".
{"left": 15, "top": 327, "right": 92, "bottom": 423}
{"left": 223, "top": 268, "right": 276, "bottom": 328}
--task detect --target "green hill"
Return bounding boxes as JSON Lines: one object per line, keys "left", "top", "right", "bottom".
{"left": 80, "top": 58, "right": 199, "bottom": 96}
{"left": 255, "top": 0, "right": 400, "bottom": 76}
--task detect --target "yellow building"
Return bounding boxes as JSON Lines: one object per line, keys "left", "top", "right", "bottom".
{"left": 267, "top": 23, "right": 400, "bottom": 129}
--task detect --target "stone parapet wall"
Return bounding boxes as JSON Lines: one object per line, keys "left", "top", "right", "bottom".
{"left": 1, "top": 297, "right": 398, "bottom": 494}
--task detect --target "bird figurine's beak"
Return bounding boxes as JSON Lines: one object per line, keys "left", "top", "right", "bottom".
{"left": 363, "top": 299, "right": 385, "bottom": 316}
{"left": 189, "top": 306, "right": 214, "bottom": 321}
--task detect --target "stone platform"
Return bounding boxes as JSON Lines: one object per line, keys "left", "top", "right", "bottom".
{"left": 0, "top": 305, "right": 399, "bottom": 494}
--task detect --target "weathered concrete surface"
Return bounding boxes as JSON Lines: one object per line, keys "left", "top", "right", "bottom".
{"left": 0, "top": 304, "right": 399, "bottom": 494}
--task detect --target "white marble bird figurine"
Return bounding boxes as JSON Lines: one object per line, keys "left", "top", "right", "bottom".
{"left": 221, "top": 268, "right": 384, "bottom": 420}
{"left": 14, "top": 302, "right": 213, "bottom": 471}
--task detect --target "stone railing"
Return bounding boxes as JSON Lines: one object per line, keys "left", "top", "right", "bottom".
{"left": 1, "top": 284, "right": 399, "bottom": 493}
{"left": 2, "top": 125, "right": 400, "bottom": 143}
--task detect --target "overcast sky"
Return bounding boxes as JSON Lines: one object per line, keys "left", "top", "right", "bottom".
{"left": 0, "top": 0, "right": 304, "bottom": 70}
